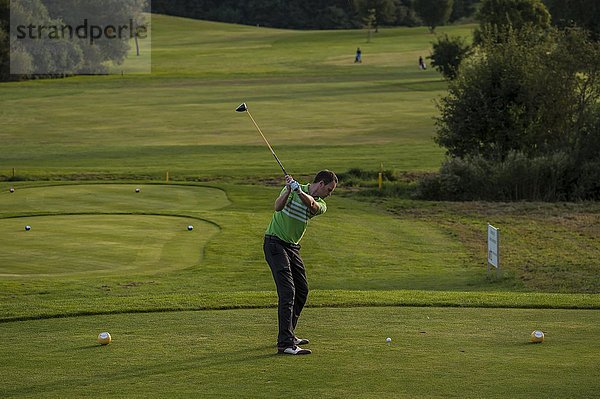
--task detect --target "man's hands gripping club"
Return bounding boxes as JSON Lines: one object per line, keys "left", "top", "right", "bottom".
{"left": 274, "top": 175, "right": 320, "bottom": 215}
{"left": 286, "top": 175, "right": 300, "bottom": 192}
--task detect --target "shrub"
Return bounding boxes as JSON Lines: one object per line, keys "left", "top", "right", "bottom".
{"left": 415, "top": 151, "right": 587, "bottom": 201}
{"left": 429, "top": 34, "right": 472, "bottom": 80}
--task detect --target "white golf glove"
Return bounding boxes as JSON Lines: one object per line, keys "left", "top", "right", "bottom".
{"left": 290, "top": 180, "right": 300, "bottom": 192}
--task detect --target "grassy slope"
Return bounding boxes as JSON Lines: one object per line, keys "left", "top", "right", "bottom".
{"left": 0, "top": 16, "right": 468, "bottom": 179}
{"left": 381, "top": 198, "right": 600, "bottom": 293}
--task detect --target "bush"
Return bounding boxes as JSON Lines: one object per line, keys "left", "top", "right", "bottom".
{"left": 429, "top": 34, "right": 472, "bottom": 80}
{"left": 415, "top": 151, "right": 585, "bottom": 201}
{"left": 338, "top": 167, "right": 397, "bottom": 186}
{"left": 572, "top": 161, "right": 600, "bottom": 200}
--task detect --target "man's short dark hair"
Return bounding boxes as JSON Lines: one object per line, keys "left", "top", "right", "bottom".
{"left": 313, "top": 170, "right": 338, "bottom": 185}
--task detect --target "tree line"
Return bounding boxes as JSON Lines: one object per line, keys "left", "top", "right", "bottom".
{"left": 3, "top": 0, "right": 600, "bottom": 82}
{"left": 151, "top": 0, "right": 478, "bottom": 30}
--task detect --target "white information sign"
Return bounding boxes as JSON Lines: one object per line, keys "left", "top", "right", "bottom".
{"left": 487, "top": 224, "right": 499, "bottom": 269}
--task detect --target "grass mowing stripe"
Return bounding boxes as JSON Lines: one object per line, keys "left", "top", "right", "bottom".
{"left": 2, "top": 290, "right": 599, "bottom": 323}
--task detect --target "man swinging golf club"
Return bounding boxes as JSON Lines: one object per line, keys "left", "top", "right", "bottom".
{"left": 264, "top": 170, "right": 337, "bottom": 355}
{"left": 235, "top": 103, "right": 337, "bottom": 354}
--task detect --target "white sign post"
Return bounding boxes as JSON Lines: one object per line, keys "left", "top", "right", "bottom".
{"left": 487, "top": 224, "right": 500, "bottom": 278}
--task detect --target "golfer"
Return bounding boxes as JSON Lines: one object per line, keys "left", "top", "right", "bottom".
{"left": 264, "top": 170, "right": 337, "bottom": 355}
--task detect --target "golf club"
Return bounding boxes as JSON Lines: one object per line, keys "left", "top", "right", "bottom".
{"left": 235, "top": 102, "right": 288, "bottom": 176}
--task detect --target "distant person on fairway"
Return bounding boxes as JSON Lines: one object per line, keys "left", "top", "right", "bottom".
{"left": 355, "top": 47, "right": 362, "bottom": 63}
{"left": 419, "top": 56, "right": 426, "bottom": 70}
{"left": 264, "top": 170, "right": 338, "bottom": 355}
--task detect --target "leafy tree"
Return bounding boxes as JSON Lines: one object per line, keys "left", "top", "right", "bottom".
{"left": 449, "top": 0, "right": 479, "bottom": 22}
{"left": 543, "top": 0, "right": 600, "bottom": 40}
{"left": 44, "top": 0, "right": 148, "bottom": 73}
{"left": 152, "top": 0, "right": 360, "bottom": 30}
{"left": 0, "top": 24, "right": 10, "bottom": 80}
{"left": 435, "top": 26, "right": 600, "bottom": 161}
{"left": 0, "top": 0, "right": 8, "bottom": 80}
{"left": 8, "top": 0, "right": 83, "bottom": 75}
{"left": 429, "top": 33, "right": 472, "bottom": 79}
{"left": 475, "top": 0, "right": 550, "bottom": 42}
{"left": 364, "top": 8, "right": 376, "bottom": 42}
{"left": 413, "top": 0, "right": 454, "bottom": 33}
{"left": 425, "top": 24, "right": 600, "bottom": 201}
{"left": 354, "top": 0, "right": 397, "bottom": 32}
{"left": 0, "top": 0, "right": 7, "bottom": 29}
{"left": 394, "top": 0, "right": 420, "bottom": 26}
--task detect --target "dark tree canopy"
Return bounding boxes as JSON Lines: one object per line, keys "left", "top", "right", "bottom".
{"left": 543, "top": 0, "right": 600, "bottom": 40}
{"left": 413, "top": 0, "right": 454, "bottom": 32}
{"left": 150, "top": 0, "right": 476, "bottom": 30}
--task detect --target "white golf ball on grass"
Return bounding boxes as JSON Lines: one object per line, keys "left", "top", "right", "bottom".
{"left": 25, "top": 225, "right": 31, "bottom": 231}
{"left": 187, "top": 225, "right": 193, "bottom": 231}
{"left": 386, "top": 337, "right": 392, "bottom": 343}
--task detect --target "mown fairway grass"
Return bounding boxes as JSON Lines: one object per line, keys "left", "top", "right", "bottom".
{"left": 0, "top": 15, "right": 468, "bottom": 180}
{"left": 0, "top": 182, "right": 503, "bottom": 322}
{"left": 1, "top": 307, "right": 599, "bottom": 398}
{"left": 1, "top": 14, "right": 599, "bottom": 398}
{"left": 0, "top": 181, "right": 598, "bottom": 397}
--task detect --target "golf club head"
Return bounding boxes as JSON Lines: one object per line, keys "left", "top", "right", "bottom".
{"left": 235, "top": 103, "right": 248, "bottom": 112}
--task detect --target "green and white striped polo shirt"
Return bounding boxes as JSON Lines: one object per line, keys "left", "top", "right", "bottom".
{"left": 265, "top": 183, "right": 327, "bottom": 245}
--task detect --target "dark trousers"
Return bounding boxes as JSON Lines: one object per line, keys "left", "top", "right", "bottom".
{"left": 263, "top": 235, "right": 309, "bottom": 348}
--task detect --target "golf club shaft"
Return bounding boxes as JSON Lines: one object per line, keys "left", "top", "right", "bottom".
{"left": 245, "top": 110, "right": 288, "bottom": 176}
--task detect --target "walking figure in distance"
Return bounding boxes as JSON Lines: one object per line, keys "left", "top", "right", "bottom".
{"left": 355, "top": 47, "right": 362, "bottom": 63}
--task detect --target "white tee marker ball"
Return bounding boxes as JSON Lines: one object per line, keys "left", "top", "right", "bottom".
{"left": 386, "top": 337, "right": 392, "bottom": 343}
{"left": 98, "top": 332, "right": 112, "bottom": 345}
{"left": 9, "top": 187, "right": 14, "bottom": 193}
{"left": 25, "top": 225, "right": 31, "bottom": 231}
{"left": 135, "top": 188, "right": 140, "bottom": 193}
{"left": 187, "top": 225, "right": 193, "bottom": 231}
{"left": 530, "top": 330, "right": 544, "bottom": 343}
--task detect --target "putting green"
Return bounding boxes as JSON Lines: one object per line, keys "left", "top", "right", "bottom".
{"left": 0, "top": 215, "right": 218, "bottom": 277}
{"left": 0, "top": 184, "right": 230, "bottom": 214}
{"left": 0, "top": 184, "right": 227, "bottom": 277}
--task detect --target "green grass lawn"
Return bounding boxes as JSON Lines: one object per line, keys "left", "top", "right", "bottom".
{"left": 1, "top": 14, "right": 599, "bottom": 398}
{"left": 1, "top": 182, "right": 598, "bottom": 324}
{"left": 0, "top": 183, "right": 229, "bottom": 215}
{"left": 0, "top": 214, "right": 217, "bottom": 276}
{"left": 0, "top": 16, "right": 464, "bottom": 180}
{"left": 0, "top": 182, "right": 489, "bottom": 321}
{"left": 1, "top": 307, "right": 599, "bottom": 398}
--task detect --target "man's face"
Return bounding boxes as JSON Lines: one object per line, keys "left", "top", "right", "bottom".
{"left": 314, "top": 180, "right": 336, "bottom": 198}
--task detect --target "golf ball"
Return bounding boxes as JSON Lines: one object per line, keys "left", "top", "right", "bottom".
{"left": 25, "top": 225, "right": 31, "bottom": 231}
{"left": 386, "top": 337, "right": 392, "bottom": 343}
{"left": 97, "top": 332, "right": 112, "bottom": 345}
{"left": 135, "top": 188, "right": 140, "bottom": 193}
{"left": 530, "top": 330, "right": 544, "bottom": 343}
{"left": 187, "top": 225, "right": 193, "bottom": 231}
{"left": 9, "top": 187, "right": 14, "bottom": 193}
